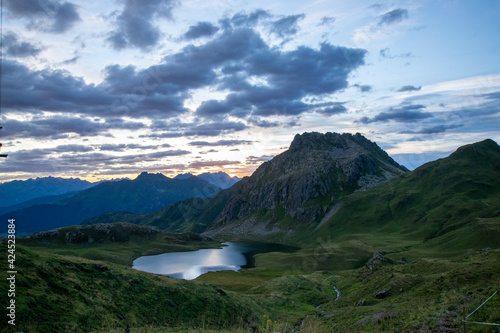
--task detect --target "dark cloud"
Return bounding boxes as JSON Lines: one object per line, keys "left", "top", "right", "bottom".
{"left": 315, "top": 102, "right": 348, "bottom": 116}
{"left": 194, "top": 30, "right": 366, "bottom": 119}
{"left": 318, "top": 16, "right": 335, "bottom": 26}
{"left": 378, "top": 8, "right": 408, "bottom": 25}
{"left": 189, "top": 140, "right": 253, "bottom": 147}
{"left": 358, "top": 104, "right": 432, "bottom": 123}
{"left": 188, "top": 160, "right": 240, "bottom": 168}
{"left": 0, "top": 140, "right": 191, "bottom": 177}
{"left": 369, "top": 3, "right": 384, "bottom": 10}
{"left": 61, "top": 56, "right": 80, "bottom": 65}
{"left": 183, "top": 122, "right": 249, "bottom": 137}
{"left": 353, "top": 84, "right": 372, "bottom": 92}
{"left": 199, "top": 149, "right": 218, "bottom": 155}
{"left": 2, "top": 115, "right": 146, "bottom": 139}
{"left": 4, "top": 0, "right": 80, "bottom": 33}
{"left": 2, "top": 32, "right": 43, "bottom": 57}
{"left": 183, "top": 21, "right": 219, "bottom": 40}
{"left": 141, "top": 120, "right": 249, "bottom": 139}
{"left": 400, "top": 124, "right": 463, "bottom": 135}
{"left": 2, "top": 59, "right": 188, "bottom": 121}
{"left": 247, "top": 118, "right": 280, "bottom": 128}
{"left": 270, "top": 14, "right": 305, "bottom": 38}
{"left": 246, "top": 155, "right": 274, "bottom": 165}
{"left": 397, "top": 85, "right": 421, "bottom": 92}
{"left": 3, "top": 23, "right": 366, "bottom": 140}
{"left": 379, "top": 48, "right": 412, "bottom": 59}
{"left": 53, "top": 144, "right": 94, "bottom": 153}
{"left": 99, "top": 143, "right": 161, "bottom": 151}
{"left": 107, "top": 0, "right": 178, "bottom": 51}
{"left": 229, "top": 9, "right": 271, "bottom": 27}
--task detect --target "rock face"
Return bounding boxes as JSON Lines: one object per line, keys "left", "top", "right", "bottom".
{"left": 204, "top": 132, "right": 407, "bottom": 238}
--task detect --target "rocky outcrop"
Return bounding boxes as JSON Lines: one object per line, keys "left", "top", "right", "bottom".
{"left": 204, "top": 132, "right": 407, "bottom": 238}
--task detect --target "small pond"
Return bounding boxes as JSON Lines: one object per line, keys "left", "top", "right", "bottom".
{"left": 132, "top": 242, "right": 295, "bottom": 280}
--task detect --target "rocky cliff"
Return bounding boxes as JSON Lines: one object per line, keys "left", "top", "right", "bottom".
{"left": 204, "top": 132, "right": 407, "bottom": 238}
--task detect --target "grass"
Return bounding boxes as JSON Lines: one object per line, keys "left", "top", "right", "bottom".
{"left": 2, "top": 228, "right": 500, "bottom": 332}
{"left": 21, "top": 223, "right": 221, "bottom": 266}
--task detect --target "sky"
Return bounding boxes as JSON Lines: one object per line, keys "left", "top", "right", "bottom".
{"left": 0, "top": 0, "right": 499, "bottom": 182}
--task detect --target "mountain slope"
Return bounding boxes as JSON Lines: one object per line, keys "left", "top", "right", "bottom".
{"left": 0, "top": 191, "right": 80, "bottom": 215}
{"left": 311, "top": 138, "right": 500, "bottom": 253}
{"left": 175, "top": 171, "right": 241, "bottom": 189}
{"left": 1, "top": 172, "right": 221, "bottom": 235}
{"left": 0, "top": 176, "right": 97, "bottom": 207}
{"left": 204, "top": 132, "right": 407, "bottom": 238}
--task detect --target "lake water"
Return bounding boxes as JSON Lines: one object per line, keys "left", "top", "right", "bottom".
{"left": 132, "top": 242, "right": 294, "bottom": 280}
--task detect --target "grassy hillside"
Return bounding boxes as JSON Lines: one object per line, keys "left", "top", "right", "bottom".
{"left": 0, "top": 243, "right": 260, "bottom": 333}
{"left": 20, "top": 223, "right": 219, "bottom": 266}
{"left": 309, "top": 139, "right": 500, "bottom": 256}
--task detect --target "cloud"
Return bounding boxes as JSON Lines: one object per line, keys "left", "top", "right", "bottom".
{"left": 52, "top": 144, "right": 94, "bottom": 153}
{"left": 107, "top": 0, "right": 178, "bottom": 51}
{"left": 397, "top": 85, "right": 421, "bottom": 92}
{"left": 199, "top": 149, "right": 218, "bottom": 155}
{"left": 378, "top": 8, "right": 408, "bottom": 26}
{"left": 194, "top": 29, "right": 366, "bottom": 119}
{"left": 4, "top": 0, "right": 80, "bottom": 33}
{"left": 270, "top": 14, "right": 305, "bottom": 38}
{"left": 61, "top": 56, "right": 80, "bottom": 65}
{"left": 3, "top": 21, "right": 366, "bottom": 140}
{"left": 183, "top": 21, "right": 219, "bottom": 40}
{"left": 358, "top": 104, "right": 432, "bottom": 123}
{"left": 2, "top": 115, "right": 146, "bottom": 139}
{"left": 245, "top": 155, "right": 274, "bottom": 165}
{"left": 400, "top": 124, "right": 463, "bottom": 135}
{"left": 229, "top": 9, "right": 271, "bottom": 27}
{"left": 188, "top": 160, "right": 240, "bottom": 168}
{"left": 189, "top": 140, "right": 253, "bottom": 147}
{"left": 318, "top": 16, "right": 335, "bottom": 26}
{"left": 2, "top": 59, "right": 188, "bottom": 120}
{"left": 2, "top": 32, "right": 43, "bottom": 57}
{"left": 379, "top": 48, "right": 412, "bottom": 59}
{"left": 98, "top": 143, "right": 161, "bottom": 152}
{"left": 353, "top": 83, "right": 372, "bottom": 92}
{"left": 315, "top": 102, "right": 348, "bottom": 116}
{"left": 0, "top": 146, "right": 189, "bottom": 176}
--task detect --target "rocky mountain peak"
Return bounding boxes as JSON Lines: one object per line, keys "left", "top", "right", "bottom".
{"left": 205, "top": 132, "right": 408, "bottom": 238}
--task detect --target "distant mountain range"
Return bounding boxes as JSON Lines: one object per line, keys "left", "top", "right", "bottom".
{"left": 0, "top": 176, "right": 97, "bottom": 207}
{"left": 174, "top": 171, "right": 241, "bottom": 189}
{"left": 0, "top": 172, "right": 222, "bottom": 235}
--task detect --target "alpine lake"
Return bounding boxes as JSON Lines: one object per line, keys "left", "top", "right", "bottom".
{"left": 132, "top": 242, "right": 297, "bottom": 280}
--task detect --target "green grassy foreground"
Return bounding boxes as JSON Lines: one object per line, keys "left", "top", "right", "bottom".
{"left": 2, "top": 233, "right": 499, "bottom": 332}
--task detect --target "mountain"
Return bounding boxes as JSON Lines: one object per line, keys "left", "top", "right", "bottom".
{"left": 0, "top": 191, "right": 81, "bottom": 215}
{"left": 310, "top": 138, "right": 500, "bottom": 252}
{"left": 0, "top": 176, "right": 97, "bottom": 207}
{"left": 96, "top": 132, "right": 407, "bottom": 236}
{"left": 203, "top": 132, "right": 407, "bottom": 238}
{"left": 0, "top": 172, "right": 221, "bottom": 235}
{"left": 174, "top": 171, "right": 241, "bottom": 189}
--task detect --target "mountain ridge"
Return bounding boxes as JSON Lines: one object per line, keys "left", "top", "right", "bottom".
{"left": 0, "top": 172, "right": 221, "bottom": 235}
{"left": 0, "top": 176, "right": 98, "bottom": 207}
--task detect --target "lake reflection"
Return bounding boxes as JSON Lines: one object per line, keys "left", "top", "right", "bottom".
{"left": 132, "top": 242, "right": 291, "bottom": 280}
